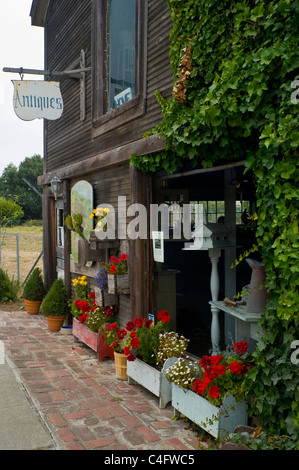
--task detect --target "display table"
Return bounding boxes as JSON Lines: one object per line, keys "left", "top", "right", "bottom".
{"left": 209, "top": 301, "right": 263, "bottom": 352}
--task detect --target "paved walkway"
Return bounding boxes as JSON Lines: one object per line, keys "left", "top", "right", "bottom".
{"left": 0, "top": 309, "right": 201, "bottom": 451}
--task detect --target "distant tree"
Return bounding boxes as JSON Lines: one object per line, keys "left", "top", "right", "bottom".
{"left": 0, "top": 155, "right": 43, "bottom": 220}
{"left": 0, "top": 197, "right": 24, "bottom": 237}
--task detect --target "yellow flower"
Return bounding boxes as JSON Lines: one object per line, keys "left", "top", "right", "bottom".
{"left": 103, "top": 208, "right": 110, "bottom": 213}
{"left": 97, "top": 221, "right": 102, "bottom": 227}
{"left": 90, "top": 213, "right": 94, "bottom": 219}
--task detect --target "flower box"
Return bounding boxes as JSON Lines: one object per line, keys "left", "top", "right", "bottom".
{"left": 107, "top": 274, "right": 129, "bottom": 295}
{"left": 95, "top": 286, "right": 116, "bottom": 308}
{"left": 172, "top": 384, "right": 248, "bottom": 439}
{"left": 72, "top": 318, "right": 114, "bottom": 362}
{"left": 127, "top": 357, "right": 178, "bottom": 408}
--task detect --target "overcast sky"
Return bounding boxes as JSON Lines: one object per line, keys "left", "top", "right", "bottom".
{"left": 0, "top": 1, "right": 44, "bottom": 176}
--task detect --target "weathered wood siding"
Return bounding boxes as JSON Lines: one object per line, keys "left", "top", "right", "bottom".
{"left": 44, "top": 0, "right": 173, "bottom": 174}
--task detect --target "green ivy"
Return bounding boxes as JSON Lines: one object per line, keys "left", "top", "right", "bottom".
{"left": 131, "top": 0, "right": 299, "bottom": 441}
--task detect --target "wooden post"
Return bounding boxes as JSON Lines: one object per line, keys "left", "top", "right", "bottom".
{"left": 129, "top": 165, "right": 152, "bottom": 317}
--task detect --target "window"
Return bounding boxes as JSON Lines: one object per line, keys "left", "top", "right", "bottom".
{"left": 107, "top": 0, "right": 135, "bottom": 110}
{"left": 92, "top": 0, "right": 146, "bottom": 135}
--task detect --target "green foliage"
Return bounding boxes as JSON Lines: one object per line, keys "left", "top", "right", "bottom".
{"left": 23, "top": 268, "right": 47, "bottom": 301}
{"left": 131, "top": 0, "right": 299, "bottom": 439}
{"left": 41, "top": 278, "right": 69, "bottom": 317}
{"left": 136, "top": 321, "right": 166, "bottom": 366}
{"left": 0, "top": 197, "right": 24, "bottom": 230}
{"left": 0, "top": 268, "right": 20, "bottom": 302}
{"left": 0, "top": 155, "right": 43, "bottom": 221}
{"left": 65, "top": 213, "right": 87, "bottom": 241}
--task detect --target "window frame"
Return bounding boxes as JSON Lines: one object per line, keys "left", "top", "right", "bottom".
{"left": 92, "top": 0, "right": 147, "bottom": 137}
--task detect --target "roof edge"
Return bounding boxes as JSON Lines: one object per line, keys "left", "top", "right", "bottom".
{"left": 30, "top": 0, "right": 50, "bottom": 27}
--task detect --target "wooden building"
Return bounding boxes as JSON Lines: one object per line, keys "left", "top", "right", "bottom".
{"left": 32, "top": 0, "right": 259, "bottom": 356}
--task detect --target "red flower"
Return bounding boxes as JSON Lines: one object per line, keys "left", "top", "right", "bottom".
{"left": 126, "top": 321, "right": 134, "bottom": 331}
{"left": 120, "top": 253, "right": 127, "bottom": 261}
{"left": 89, "top": 291, "right": 95, "bottom": 300}
{"left": 228, "top": 361, "right": 244, "bottom": 374}
{"left": 208, "top": 385, "right": 220, "bottom": 399}
{"left": 193, "top": 377, "right": 210, "bottom": 395}
{"left": 133, "top": 317, "right": 145, "bottom": 328}
{"left": 130, "top": 337, "right": 140, "bottom": 349}
{"left": 157, "top": 310, "right": 170, "bottom": 323}
{"left": 126, "top": 352, "right": 136, "bottom": 362}
{"left": 103, "top": 306, "right": 113, "bottom": 316}
{"left": 79, "top": 313, "right": 87, "bottom": 323}
{"left": 213, "top": 364, "right": 226, "bottom": 376}
{"left": 110, "top": 265, "right": 116, "bottom": 274}
{"left": 234, "top": 340, "right": 248, "bottom": 355}
{"left": 210, "top": 354, "right": 223, "bottom": 365}
{"left": 199, "top": 355, "right": 211, "bottom": 370}
{"left": 123, "top": 346, "right": 130, "bottom": 356}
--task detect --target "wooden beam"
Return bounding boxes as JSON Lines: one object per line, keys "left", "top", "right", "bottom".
{"left": 37, "top": 134, "right": 165, "bottom": 186}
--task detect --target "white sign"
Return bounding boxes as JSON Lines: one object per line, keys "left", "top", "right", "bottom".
{"left": 152, "top": 231, "right": 164, "bottom": 263}
{"left": 113, "top": 87, "right": 132, "bottom": 107}
{"left": 12, "top": 80, "right": 63, "bottom": 121}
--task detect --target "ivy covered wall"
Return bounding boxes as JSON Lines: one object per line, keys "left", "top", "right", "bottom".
{"left": 131, "top": 0, "right": 299, "bottom": 442}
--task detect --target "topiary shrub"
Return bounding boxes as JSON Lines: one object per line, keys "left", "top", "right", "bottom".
{"left": 23, "top": 268, "right": 47, "bottom": 301}
{"left": 41, "top": 278, "right": 69, "bottom": 317}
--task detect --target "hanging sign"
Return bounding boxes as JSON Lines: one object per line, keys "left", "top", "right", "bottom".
{"left": 12, "top": 80, "right": 63, "bottom": 121}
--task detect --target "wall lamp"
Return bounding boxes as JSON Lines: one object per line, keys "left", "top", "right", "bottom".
{"left": 50, "top": 176, "right": 63, "bottom": 200}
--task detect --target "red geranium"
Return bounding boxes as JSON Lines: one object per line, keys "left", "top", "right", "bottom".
{"left": 157, "top": 310, "right": 170, "bottom": 323}
{"left": 110, "top": 265, "right": 116, "bottom": 274}
{"left": 228, "top": 361, "right": 244, "bottom": 374}
{"left": 234, "top": 340, "right": 248, "bottom": 355}
{"left": 130, "top": 337, "right": 140, "bottom": 349}
{"left": 208, "top": 385, "right": 220, "bottom": 399}
{"left": 191, "top": 341, "right": 250, "bottom": 405}
{"left": 79, "top": 313, "right": 87, "bottom": 323}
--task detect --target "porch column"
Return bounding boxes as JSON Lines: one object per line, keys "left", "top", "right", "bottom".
{"left": 208, "top": 247, "right": 221, "bottom": 354}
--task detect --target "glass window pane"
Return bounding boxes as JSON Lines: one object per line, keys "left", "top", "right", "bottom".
{"left": 107, "top": 0, "right": 136, "bottom": 110}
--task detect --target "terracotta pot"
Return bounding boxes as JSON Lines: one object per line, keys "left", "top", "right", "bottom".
{"left": 24, "top": 299, "right": 42, "bottom": 315}
{"left": 114, "top": 351, "right": 128, "bottom": 380}
{"left": 46, "top": 315, "right": 66, "bottom": 332}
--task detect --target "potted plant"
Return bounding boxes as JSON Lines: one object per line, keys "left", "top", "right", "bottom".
{"left": 100, "top": 322, "right": 128, "bottom": 380}
{"left": 22, "top": 267, "right": 47, "bottom": 315}
{"left": 41, "top": 278, "right": 69, "bottom": 332}
{"left": 105, "top": 254, "right": 129, "bottom": 294}
{"left": 123, "top": 311, "right": 189, "bottom": 408}
{"left": 71, "top": 275, "right": 114, "bottom": 361}
{"left": 166, "top": 340, "right": 251, "bottom": 438}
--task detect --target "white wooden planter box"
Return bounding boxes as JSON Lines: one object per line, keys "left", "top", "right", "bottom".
{"left": 127, "top": 357, "right": 177, "bottom": 408}
{"left": 172, "top": 385, "right": 248, "bottom": 439}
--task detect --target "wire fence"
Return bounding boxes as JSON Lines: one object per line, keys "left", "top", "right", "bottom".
{"left": 0, "top": 231, "right": 43, "bottom": 285}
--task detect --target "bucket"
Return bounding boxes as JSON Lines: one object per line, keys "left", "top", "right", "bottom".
{"left": 114, "top": 351, "right": 128, "bottom": 380}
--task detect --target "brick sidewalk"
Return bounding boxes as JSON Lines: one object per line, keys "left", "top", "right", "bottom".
{"left": 0, "top": 310, "right": 201, "bottom": 451}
